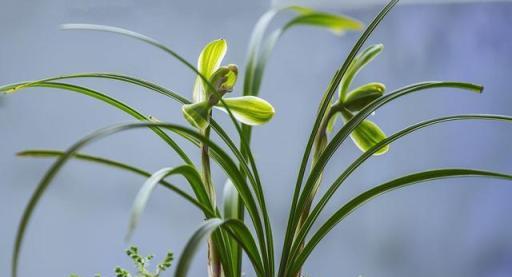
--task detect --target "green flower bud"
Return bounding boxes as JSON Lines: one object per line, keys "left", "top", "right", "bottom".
{"left": 343, "top": 82, "right": 385, "bottom": 112}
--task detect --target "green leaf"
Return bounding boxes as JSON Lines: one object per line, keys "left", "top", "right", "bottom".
{"left": 343, "top": 82, "right": 385, "bottom": 112}
{"left": 222, "top": 178, "right": 243, "bottom": 276}
{"left": 215, "top": 96, "right": 275, "bottom": 126}
{"left": 287, "top": 7, "right": 364, "bottom": 35}
{"left": 193, "top": 39, "right": 227, "bottom": 102}
{"left": 0, "top": 81, "right": 193, "bottom": 165}
{"left": 284, "top": 80, "right": 481, "bottom": 276}
{"left": 126, "top": 165, "right": 210, "bottom": 241}
{"left": 290, "top": 168, "right": 512, "bottom": 274}
{"left": 342, "top": 113, "right": 389, "bottom": 155}
{"left": 223, "top": 179, "right": 240, "bottom": 220}
{"left": 340, "top": 44, "right": 384, "bottom": 99}
{"left": 174, "top": 218, "right": 265, "bottom": 277}
{"left": 16, "top": 149, "right": 214, "bottom": 216}
{"left": 182, "top": 101, "right": 210, "bottom": 129}
{"left": 288, "top": 114, "right": 512, "bottom": 272}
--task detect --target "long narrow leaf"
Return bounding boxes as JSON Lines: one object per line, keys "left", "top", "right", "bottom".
{"left": 1, "top": 81, "right": 193, "bottom": 165}
{"left": 175, "top": 218, "right": 265, "bottom": 277}
{"left": 289, "top": 169, "right": 512, "bottom": 274}
{"left": 289, "top": 114, "right": 512, "bottom": 264}
{"left": 17, "top": 149, "right": 212, "bottom": 215}
{"left": 126, "top": 165, "right": 210, "bottom": 240}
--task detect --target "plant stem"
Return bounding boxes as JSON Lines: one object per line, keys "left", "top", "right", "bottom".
{"left": 200, "top": 115, "right": 222, "bottom": 277}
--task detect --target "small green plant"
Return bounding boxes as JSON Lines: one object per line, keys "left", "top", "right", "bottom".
{"left": 70, "top": 246, "right": 174, "bottom": 277}
{"left": 3, "top": 0, "right": 512, "bottom": 276}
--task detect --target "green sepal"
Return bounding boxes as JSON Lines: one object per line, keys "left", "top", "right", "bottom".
{"left": 343, "top": 111, "right": 389, "bottom": 155}
{"left": 182, "top": 101, "right": 210, "bottom": 130}
{"left": 343, "top": 82, "right": 385, "bottom": 112}
{"left": 193, "top": 39, "right": 227, "bottom": 102}
{"left": 214, "top": 96, "right": 275, "bottom": 126}
{"left": 339, "top": 44, "right": 384, "bottom": 99}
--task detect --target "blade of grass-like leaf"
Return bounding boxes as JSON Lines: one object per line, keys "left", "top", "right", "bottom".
{"left": 296, "top": 81, "right": 483, "bottom": 230}
{"left": 126, "top": 165, "right": 211, "bottom": 241}
{"left": 0, "top": 72, "right": 190, "bottom": 103}
{"left": 287, "top": 82, "right": 482, "bottom": 270}
{"left": 1, "top": 81, "right": 193, "bottom": 165}
{"left": 60, "top": 24, "right": 202, "bottom": 81}
{"left": 279, "top": 1, "right": 399, "bottom": 272}
{"left": 223, "top": 179, "right": 242, "bottom": 276}
{"left": 288, "top": 168, "right": 512, "bottom": 274}
{"left": 175, "top": 218, "right": 265, "bottom": 277}
{"left": 17, "top": 149, "right": 213, "bottom": 216}
{"left": 288, "top": 114, "right": 512, "bottom": 269}
{"left": 11, "top": 122, "right": 267, "bottom": 277}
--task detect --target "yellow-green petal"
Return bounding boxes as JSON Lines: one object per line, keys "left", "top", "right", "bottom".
{"left": 193, "top": 39, "right": 227, "bottom": 102}
{"left": 182, "top": 101, "right": 210, "bottom": 129}
{"left": 288, "top": 6, "right": 364, "bottom": 35}
{"left": 215, "top": 96, "right": 275, "bottom": 126}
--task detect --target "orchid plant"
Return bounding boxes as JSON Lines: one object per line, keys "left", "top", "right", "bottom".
{"left": 3, "top": 0, "right": 512, "bottom": 276}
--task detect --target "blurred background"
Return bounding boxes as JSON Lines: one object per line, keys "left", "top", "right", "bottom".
{"left": 1, "top": 0, "right": 512, "bottom": 276}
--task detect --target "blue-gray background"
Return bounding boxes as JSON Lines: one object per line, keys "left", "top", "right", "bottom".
{"left": 1, "top": 1, "right": 512, "bottom": 276}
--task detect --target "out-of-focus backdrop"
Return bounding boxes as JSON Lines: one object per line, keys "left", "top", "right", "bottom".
{"left": 1, "top": 0, "right": 512, "bottom": 276}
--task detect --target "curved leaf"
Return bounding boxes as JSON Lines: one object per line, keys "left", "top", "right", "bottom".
{"left": 284, "top": 79, "right": 481, "bottom": 274}
{"left": 16, "top": 149, "right": 212, "bottom": 216}
{"left": 215, "top": 96, "right": 275, "bottom": 126}
{"left": 175, "top": 218, "right": 265, "bottom": 277}
{"left": 289, "top": 114, "right": 512, "bottom": 271}
{"left": 126, "top": 165, "right": 210, "bottom": 241}
{"left": 289, "top": 169, "right": 512, "bottom": 274}
{"left": 286, "top": 8, "right": 363, "bottom": 35}
{"left": 0, "top": 81, "right": 193, "bottom": 165}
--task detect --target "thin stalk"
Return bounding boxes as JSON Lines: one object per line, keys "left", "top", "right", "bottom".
{"left": 201, "top": 113, "right": 222, "bottom": 277}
